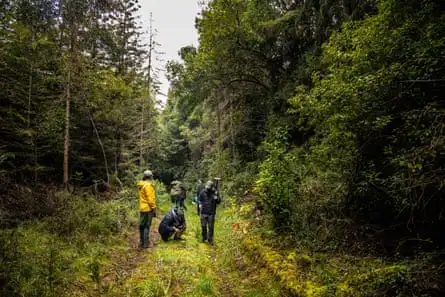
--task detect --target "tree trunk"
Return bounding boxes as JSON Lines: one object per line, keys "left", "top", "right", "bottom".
{"left": 114, "top": 130, "right": 121, "bottom": 175}
{"left": 27, "top": 65, "right": 33, "bottom": 129}
{"left": 216, "top": 88, "right": 223, "bottom": 178}
{"left": 140, "top": 14, "right": 154, "bottom": 168}
{"left": 28, "top": 64, "right": 38, "bottom": 181}
{"left": 64, "top": 24, "right": 76, "bottom": 188}
{"left": 140, "top": 96, "right": 144, "bottom": 168}
{"left": 28, "top": 28, "right": 37, "bottom": 181}
{"left": 89, "top": 110, "right": 110, "bottom": 184}
{"left": 63, "top": 65, "right": 70, "bottom": 187}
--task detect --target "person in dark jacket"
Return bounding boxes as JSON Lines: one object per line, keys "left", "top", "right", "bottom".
{"left": 198, "top": 180, "right": 221, "bottom": 245}
{"left": 158, "top": 207, "right": 186, "bottom": 241}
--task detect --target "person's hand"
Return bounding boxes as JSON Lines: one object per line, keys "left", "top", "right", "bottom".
{"left": 173, "top": 227, "right": 179, "bottom": 232}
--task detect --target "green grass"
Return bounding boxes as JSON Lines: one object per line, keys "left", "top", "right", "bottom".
{"left": 117, "top": 196, "right": 283, "bottom": 297}
{"left": 4, "top": 186, "right": 432, "bottom": 297}
{"left": 0, "top": 187, "right": 282, "bottom": 297}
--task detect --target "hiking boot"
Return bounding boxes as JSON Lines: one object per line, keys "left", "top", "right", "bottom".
{"left": 141, "top": 242, "right": 154, "bottom": 249}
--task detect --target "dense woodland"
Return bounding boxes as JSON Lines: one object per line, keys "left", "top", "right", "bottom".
{"left": 1, "top": 0, "right": 445, "bottom": 296}
{"left": 0, "top": 0, "right": 162, "bottom": 222}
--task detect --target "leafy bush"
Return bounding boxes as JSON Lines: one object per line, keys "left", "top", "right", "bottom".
{"left": 255, "top": 137, "right": 300, "bottom": 231}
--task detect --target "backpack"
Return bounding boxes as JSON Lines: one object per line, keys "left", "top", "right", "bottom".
{"left": 170, "top": 181, "right": 183, "bottom": 200}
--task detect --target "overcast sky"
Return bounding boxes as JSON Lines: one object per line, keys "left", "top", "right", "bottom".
{"left": 140, "top": 0, "right": 201, "bottom": 103}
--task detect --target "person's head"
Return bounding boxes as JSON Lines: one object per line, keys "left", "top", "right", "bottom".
{"left": 142, "top": 170, "right": 153, "bottom": 181}
{"left": 205, "top": 180, "right": 215, "bottom": 191}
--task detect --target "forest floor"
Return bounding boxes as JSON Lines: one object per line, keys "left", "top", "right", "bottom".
{"left": 4, "top": 190, "right": 436, "bottom": 297}
{"left": 102, "top": 199, "right": 283, "bottom": 297}
{"left": 0, "top": 188, "right": 286, "bottom": 297}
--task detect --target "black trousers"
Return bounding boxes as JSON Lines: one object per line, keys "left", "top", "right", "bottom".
{"left": 139, "top": 211, "right": 154, "bottom": 247}
{"left": 200, "top": 213, "right": 215, "bottom": 243}
{"left": 160, "top": 228, "right": 185, "bottom": 242}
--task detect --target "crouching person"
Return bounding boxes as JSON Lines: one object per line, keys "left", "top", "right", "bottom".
{"left": 158, "top": 207, "right": 186, "bottom": 241}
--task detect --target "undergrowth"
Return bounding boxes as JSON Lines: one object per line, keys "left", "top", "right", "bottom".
{"left": 0, "top": 187, "right": 143, "bottom": 297}
{"left": 3, "top": 179, "right": 441, "bottom": 297}
{"left": 0, "top": 182, "right": 285, "bottom": 297}
{"left": 238, "top": 201, "right": 445, "bottom": 297}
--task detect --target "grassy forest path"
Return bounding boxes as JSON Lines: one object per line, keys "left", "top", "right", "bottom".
{"left": 108, "top": 198, "right": 282, "bottom": 297}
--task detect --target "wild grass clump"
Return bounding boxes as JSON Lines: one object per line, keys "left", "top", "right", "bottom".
{"left": 133, "top": 278, "right": 165, "bottom": 297}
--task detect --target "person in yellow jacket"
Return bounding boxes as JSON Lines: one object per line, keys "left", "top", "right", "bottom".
{"left": 137, "top": 170, "right": 157, "bottom": 248}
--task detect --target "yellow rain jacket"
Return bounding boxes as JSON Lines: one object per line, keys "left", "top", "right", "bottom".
{"left": 138, "top": 180, "right": 156, "bottom": 212}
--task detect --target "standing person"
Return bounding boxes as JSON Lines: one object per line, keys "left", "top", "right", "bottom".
{"left": 158, "top": 207, "right": 186, "bottom": 241}
{"left": 170, "top": 180, "right": 187, "bottom": 210}
{"left": 194, "top": 179, "right": 204, "bottom": 215}
{"left": 178, "top": 182, "right": 187, "bottom": 210}
{"left": 137, "top": 170, "right": 156, "bottom": 249}
{"left": 198, "top": 180, "right": 221, "bottom": 245}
